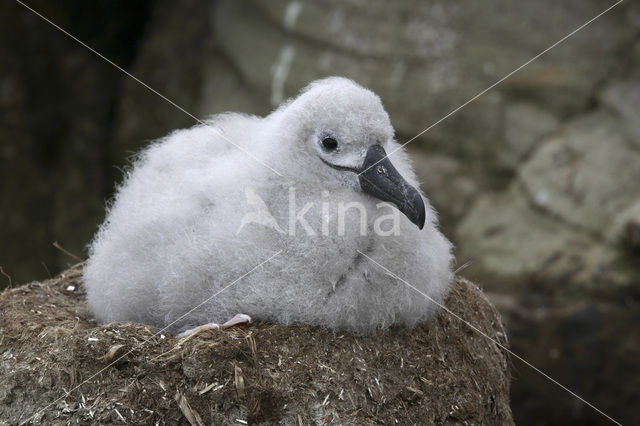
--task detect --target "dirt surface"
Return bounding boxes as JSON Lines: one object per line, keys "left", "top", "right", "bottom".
{"left": 0, "top": 265, "right": 512, "bottom": 425}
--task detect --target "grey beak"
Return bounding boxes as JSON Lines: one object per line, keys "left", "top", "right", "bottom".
{"left": 358, "top": 145, "right": 426, "bottom": 229}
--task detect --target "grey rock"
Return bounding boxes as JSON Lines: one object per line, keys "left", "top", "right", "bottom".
{"left": 408, "top": 148, "right": 479, "bottom": 229}
{"left": 457, "top": 109, "right": 640, "bottom": 289}
{"left": 600, "top": 79, "right": 640, "bottom": 145}
{"left": 500, "top": 102, "right": 559, "bottom": 168}
{"left": 221, "top": 0, "right": 635, "bottom": 132}
{"left": 519, "top": 111, "right": 640, "bottom": 238}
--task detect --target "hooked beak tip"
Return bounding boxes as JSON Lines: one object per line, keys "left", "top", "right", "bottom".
{"left": 417, "top": 208, "right": 426, "bottom": 230}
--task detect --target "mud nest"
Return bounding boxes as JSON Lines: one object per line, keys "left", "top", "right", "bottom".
{"left": 0, "top": 265, "right": 512, "bottom": 425}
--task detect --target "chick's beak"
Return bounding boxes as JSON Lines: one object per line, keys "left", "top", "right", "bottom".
{"left": 358, "top": 145, "right": 426, "bottom": 229}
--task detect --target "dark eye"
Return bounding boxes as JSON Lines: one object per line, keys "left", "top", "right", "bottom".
{"left": 322, "top": 137, "right": 338, "bottom": 151}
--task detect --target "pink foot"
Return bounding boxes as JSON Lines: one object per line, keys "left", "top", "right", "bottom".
{"left": 220, "top": 313, "right": 252, "bottom": 328}
{"left": 176, "top": 314, "right": 252, "bottom": 338}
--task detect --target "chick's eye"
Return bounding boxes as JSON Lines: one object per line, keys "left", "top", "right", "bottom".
{"left": 322, "top": 137, "right": 338, "bottom": 151}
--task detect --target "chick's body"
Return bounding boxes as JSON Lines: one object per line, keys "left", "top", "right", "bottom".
{"left": 84, "top": 78, "right": 453, "bottom": 334}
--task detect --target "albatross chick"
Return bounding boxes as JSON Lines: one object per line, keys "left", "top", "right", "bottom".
{"left": 84, "top": 77, "right": 453, "bottom": 335}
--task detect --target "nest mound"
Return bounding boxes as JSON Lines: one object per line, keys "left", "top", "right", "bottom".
{"left": 0, "top": 265, "right": 512, "bottom": 425}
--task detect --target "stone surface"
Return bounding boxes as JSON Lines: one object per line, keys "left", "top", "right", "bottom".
{"left": 500, "top": 102, "right": 559, "bottom": 168}
{"left": 600, "top": 79, "right": 640, "bottom": 144}
{"left": 408, "top": 148, "right": 479, "bottom": 232}
{"left": 212, "top": 0, "right": 636, "bottom": 150}
{"left": 457, "top": 108, "right": 640, "bottom": 290}
{"left": 519, "top": 111, "right": 640, "bottom": 239}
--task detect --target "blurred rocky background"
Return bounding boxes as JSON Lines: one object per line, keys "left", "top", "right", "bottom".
{"left": 1, "top": 0, "right": 638, "bottom": 424}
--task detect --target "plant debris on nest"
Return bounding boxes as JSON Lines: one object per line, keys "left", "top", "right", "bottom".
{"left": 0, "top": 264, "right": 513, "bottom": 425}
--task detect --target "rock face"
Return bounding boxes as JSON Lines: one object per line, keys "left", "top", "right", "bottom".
{"left": 458, "top": 107, "right": 640, "bottom": 290}
{"left": 0, "top": 265, "right": 512, "bottom": 425}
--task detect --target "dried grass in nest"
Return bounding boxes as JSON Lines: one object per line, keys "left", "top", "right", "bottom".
{"left": 0, "top": 264, "right": 513, "bottom": 425}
